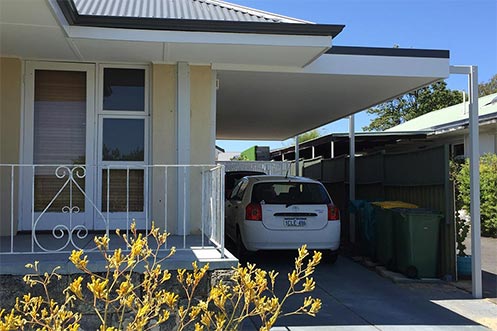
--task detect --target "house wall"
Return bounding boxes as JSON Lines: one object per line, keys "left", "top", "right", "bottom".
{"left": 190, "top": 66, "right": 216, "bottom": 234}
{"left": 463, "top": 132, "right": 497, "bottom": 157}
{"left": 0, "top": 57, "right": 22, "bottom": 236}
{"left": 150, "top": 64, "right": 178, "bottom": 234}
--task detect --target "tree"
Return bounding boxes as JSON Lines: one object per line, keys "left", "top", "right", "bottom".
{"left": 230, "top": 154, "right": 249, "bottom": 161}
{"left": 479, "top": 74, "right": 497, "bottom": 97}
{"left": 298, "top": 129, "right": 320, "bottom": 143}
{"left": 363, "top": 81, "right": 463, "bottom": 131}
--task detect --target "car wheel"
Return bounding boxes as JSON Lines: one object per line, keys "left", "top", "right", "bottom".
{"left": 236, "top": 229, "right": 249, "bottom": 263}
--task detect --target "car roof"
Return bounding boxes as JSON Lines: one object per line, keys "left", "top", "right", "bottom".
{"left": 246, "top": 175, "right": 321, "bottom": 183}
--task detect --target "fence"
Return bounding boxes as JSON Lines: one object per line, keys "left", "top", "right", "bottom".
{"left": 300, "top": 145, "right": 456, "bottom": 279}
{"left": 0, "top": 164, "right": 225, "bottom": 256}
{"left": 219, "top": 161, "right": 292, "bottom": 176}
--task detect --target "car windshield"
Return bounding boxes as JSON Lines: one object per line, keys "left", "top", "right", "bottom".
{"left": 251, "top": 182, "right": 331, "bottom": 205}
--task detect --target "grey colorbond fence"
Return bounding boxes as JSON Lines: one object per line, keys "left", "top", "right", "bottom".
{"left": 300, "top": 145, "right": 455, "bottom": 279}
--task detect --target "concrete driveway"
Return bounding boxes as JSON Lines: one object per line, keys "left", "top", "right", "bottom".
{"left": 238, "top": 250, "right": 493, "bottom": 330}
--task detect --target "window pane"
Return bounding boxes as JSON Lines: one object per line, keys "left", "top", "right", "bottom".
{"left": 103, "top": 119, "right": 144, "bottom": 161}
{"left": 251, "top": 182, "right": 330, "bottom": 205}
{"left": 33, "top": 70, "right": 86, "bottom": 212}
{"left": 102, "top": 169, "right": 144, "bottom": 212}
{"left": 103, "top": 68, "right": 145, "bottom": 111}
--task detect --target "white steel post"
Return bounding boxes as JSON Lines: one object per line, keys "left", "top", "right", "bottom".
{"left": 177, "top": 62, "right": 191, "bottom": 236}
{"left": 469, "top": 66, "right": 482, "bottom": 299}
{"left": 450, "top": 65, "right": 482, "bottom": 299}
{"left": 295, "top": 136, "right": 300, "bottom": 176}
{"left": 349, "top": 115, "right": 356, "bottom": 243}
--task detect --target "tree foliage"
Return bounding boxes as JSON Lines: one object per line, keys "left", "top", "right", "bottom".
{"left": 454, "top": 154, "right": 497, "bottom": 238}
{"left": 298, "top": 129, "right": 320, "bottom": 143}
{"left": 230, "top": 154, "right": 249, "bottom": 161}
{"left": 363, "top": 81, "right": 463, "bottom": 131}
{"left": 479, "top": 73, "right": 497, "bottom": 97}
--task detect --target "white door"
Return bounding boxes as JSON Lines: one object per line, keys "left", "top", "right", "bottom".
{"left": 21, "top": 62, "right": 96, "bottom": 231}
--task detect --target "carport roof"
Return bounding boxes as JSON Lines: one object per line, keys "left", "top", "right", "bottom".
{"left": 215, "top": 47, "right": 450, "bottom": 140}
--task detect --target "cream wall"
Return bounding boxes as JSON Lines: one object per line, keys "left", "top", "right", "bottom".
{"left": 150, "top": 64, "right": 216, "bottom": 235}
{"left": 463, "top": 132, "right": 497, "bottom": 157}
{"left": 0, "top": 57, "right": 22, "bottom": 236}
{"left": 151, "top": 64, "right": 178, "bottom": 234}
{"left": 190, "top": 66, "right": 216, "bottom": 234}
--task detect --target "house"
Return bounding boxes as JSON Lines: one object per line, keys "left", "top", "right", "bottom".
{"left": 0, "top": 0, "right": 452, "bottom": 258}
{"left": 386, "top": 92, "right": 497, "bottom": 158}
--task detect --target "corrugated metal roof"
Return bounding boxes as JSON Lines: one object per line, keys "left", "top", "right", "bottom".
{"left": 72, "top": 0, "right": 311, "bottom": 24}
{"left": 386, "top": 92, "right": 497, "bottom": 132}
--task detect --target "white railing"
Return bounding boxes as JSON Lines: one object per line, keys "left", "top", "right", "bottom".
{"left": 0, "top": 164, "right": 225, "bottom": 255}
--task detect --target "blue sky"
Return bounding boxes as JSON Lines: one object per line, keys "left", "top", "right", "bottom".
{"left": 216, "top": 0, "right": 497, "bottom": 152}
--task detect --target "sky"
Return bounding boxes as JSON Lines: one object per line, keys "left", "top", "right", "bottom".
{"left": 216, "top": 0, "right": 497, "bottom": 153}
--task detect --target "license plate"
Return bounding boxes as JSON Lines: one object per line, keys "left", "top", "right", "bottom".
{"left": 284, "top": 218, "right": 306, "bottom": 227}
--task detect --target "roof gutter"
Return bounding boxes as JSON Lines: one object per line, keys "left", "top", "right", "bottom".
{"left": 57, "top": 0, "right": 345, "bottom": 37}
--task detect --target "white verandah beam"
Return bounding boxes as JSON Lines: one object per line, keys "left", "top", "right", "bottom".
{"left": 450, "top": 65, "right": 482, "bottom": 299}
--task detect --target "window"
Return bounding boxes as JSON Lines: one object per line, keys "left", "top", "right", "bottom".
{"left": 103, "top": 68, "right": 145, "bottom": 111}
{"left": 251, "top": 182, "right": 331, "bottom": 205}
{"left": 230, "top": 180, "right": 248, "bottom": 201}
{"left": 102, "top": 118, "right": 145, "bottom": 161}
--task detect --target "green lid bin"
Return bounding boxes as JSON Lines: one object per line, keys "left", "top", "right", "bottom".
{"left": 372, "top": 201, "right": 418, "bottom": 267}
{"left": 393, "top": 209, "right": 442, "bottom": 278}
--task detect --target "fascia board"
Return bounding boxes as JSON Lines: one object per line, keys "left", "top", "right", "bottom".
{"left": 64, "top": 25, "right": 332, "bottom": 48}
{"left": 214, "top": 54, "right": 450, "bottom": 79}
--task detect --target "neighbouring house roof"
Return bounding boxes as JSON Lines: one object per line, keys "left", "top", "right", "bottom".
{"left": 386, "top": 92, "right": 497, "bottom": 133}
{"left": 58, "top": 0, "right": 345, "bottom": 36}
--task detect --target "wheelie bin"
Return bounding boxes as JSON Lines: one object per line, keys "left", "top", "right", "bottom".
{"left": 393, "top": 209, "right": 443, "bottom": 278}
{"left": 372, "top": 201, "right": 417, "bottom": 267}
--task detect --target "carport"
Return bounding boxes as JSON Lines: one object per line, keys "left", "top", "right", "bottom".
{"left": 0, "top": 0, "right": 482, "bottom": 300}
{"left": 215, "top": 48, "right": 482, "bottom": 298}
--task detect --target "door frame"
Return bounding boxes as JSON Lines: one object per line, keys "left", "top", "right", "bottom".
{"left": 21, "top": 61, "right": 96, "bottom": 231}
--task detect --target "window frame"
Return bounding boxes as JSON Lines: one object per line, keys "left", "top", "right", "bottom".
{"left": 97, "top": 64, "right": 150, "bottom": 116}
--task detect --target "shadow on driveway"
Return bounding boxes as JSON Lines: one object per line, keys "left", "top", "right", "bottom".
{"left": 238, "top": 250, "right": 488, "bottom": 331}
